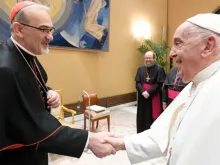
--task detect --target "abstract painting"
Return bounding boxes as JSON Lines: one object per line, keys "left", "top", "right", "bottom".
{"left": 0, "top": 0, "right": 110, "bottom": 51}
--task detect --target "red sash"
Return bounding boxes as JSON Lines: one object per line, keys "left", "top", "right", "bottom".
{"left": 142, "top": 84, "right": 161, "bottom": 120}
{"left": 168, "top": 89, "right": 180, "bottom": 100}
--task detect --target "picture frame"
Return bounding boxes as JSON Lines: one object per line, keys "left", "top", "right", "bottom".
{"left": 213, "top": 6, "right": 220, "bottom": 14}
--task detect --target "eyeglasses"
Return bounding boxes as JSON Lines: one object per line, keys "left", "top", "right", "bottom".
{"left": 19, "top": 23, "right": 55, "bottom": 34}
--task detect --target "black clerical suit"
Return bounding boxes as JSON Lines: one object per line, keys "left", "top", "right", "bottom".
{"left": 162, "top": 67, "right": 188, "bottom": 107}
{"left": 0, "top": 39, "right": 88, "bottom": 165}
{"left": 135, "top": 64, "right": 166, "bottom": 133}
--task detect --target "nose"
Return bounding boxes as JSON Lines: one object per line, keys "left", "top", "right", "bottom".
{"left": 46, "top": 33, "right": 53, "bottom": 41}
{"left": 169, "top": 47, "right": 176, "bottom": 58}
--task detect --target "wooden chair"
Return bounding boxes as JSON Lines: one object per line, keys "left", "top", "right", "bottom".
{"left": 82, "top": 93, "right": 110, "bottom": 132}
{"left": 51, "top": 89, "right": 76, "bottom": 128}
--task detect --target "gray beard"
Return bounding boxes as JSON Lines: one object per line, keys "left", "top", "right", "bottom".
{"left": 41, "top": 48, "right": 49, "bottom": 55}
{"left": 145, "top": 63, "right": 154, "bottom": 68}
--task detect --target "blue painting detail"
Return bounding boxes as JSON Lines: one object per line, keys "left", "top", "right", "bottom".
{"left": 50, "top": 0, "right": 110, "bottom": 51}
{"left": 0, "top": 0, "right": 110, "bottom": 51}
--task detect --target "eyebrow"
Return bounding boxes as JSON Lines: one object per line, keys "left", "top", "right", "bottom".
{"left": 173, "top": 37, "right": 182, "bottom": 43}
{"left": 38, "top": 25, "right": 54, "bottom": 29}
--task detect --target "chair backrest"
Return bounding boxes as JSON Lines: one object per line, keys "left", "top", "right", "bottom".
{"left": 82, "top": 93, "right": 98, "bottom": 111}
{"left": 55, "top": 89, "right": 63, "bottom": 105}
{"left": 51, "top": 89, "right": 62, "bottom": 116}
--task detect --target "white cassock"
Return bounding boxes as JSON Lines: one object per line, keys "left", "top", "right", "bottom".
{"left": 124, "top": 60, "right": 220, "bottom": 165}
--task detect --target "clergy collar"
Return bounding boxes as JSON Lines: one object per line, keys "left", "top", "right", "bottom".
{"left": 10, "top": 36, "right": 36, "bottom": 56}
{"left": 145, "top": 63, "right": 155, "bottom": 68}
{"left": 192, "top": 60, "right": 220, "bottom": 85}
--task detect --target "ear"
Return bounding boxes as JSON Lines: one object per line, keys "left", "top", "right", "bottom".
{"left": 201, "top": 36, "right": 216, "bottom": 57}
{"left": 12, "top": 22, "right": 24, "bottom": 38}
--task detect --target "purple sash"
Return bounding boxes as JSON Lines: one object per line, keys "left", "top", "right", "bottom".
{"left": 143, "top": 84, "right": 161, "bottom": 120}
{"left": 168, "top": 89, "right": 180, "bottom": 100}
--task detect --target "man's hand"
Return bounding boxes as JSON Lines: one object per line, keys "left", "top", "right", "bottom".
{"left": 100, "top": 136, "right": 125, "bottom": 151}
{"left": 88, "top": 132, "right": 119, "bottom": 158}
{"left": 142, "top": 91, "right": 149, "bottom": 99}
{"left": 47, "top": 90, "right": 60, "bottom": 108}
{"left": 162, "top": 102, "right": 167, "bottom": 110}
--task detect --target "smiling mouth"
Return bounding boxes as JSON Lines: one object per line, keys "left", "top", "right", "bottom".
{"left": 43, "top": 43, "right": 49, "bottom": 47}
{"left": 176, "top": 59, "right": 182, "bottom": 64}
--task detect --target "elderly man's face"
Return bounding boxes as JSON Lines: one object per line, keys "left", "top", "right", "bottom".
{"left": 169, "top": 22, "right": 204, "bottom": 83}
{"left": 19, "top": 8, "right": 54, "bottom": 55}
{"left": 144, "top": 52, "right": 154, "bottom": 66}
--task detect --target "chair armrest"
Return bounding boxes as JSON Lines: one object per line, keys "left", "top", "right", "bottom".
{"left": 61, "top": 105, "right": 77, "bottom": 115}
{"left": 54, "top": 116, "right": 62, "bottom": 120}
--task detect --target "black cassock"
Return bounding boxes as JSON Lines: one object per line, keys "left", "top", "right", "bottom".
{"left": 135, "top": 64, "right": 166, "bottom": 133}
{"left": 0, "top": 39, "right": 88, "bottom": 165}
{"left": 162, "top": 67, "right": 188, "bottom": 106}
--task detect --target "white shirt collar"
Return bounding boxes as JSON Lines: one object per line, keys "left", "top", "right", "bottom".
{"left": 10, "top": 36, "right": 36, "bottom": 56}
{"left": 192, "top": 60, "right": 220, "bottom": 84}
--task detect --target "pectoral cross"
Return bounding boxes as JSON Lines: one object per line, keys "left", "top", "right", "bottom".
{"left": 146, "top": 76, "right": 151, "bottom": 82}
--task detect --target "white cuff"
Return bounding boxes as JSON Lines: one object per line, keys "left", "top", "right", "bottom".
{"left": 84, "top": 132, "right": 90, "bottom": 151}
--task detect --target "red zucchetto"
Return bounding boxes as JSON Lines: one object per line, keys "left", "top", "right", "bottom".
{"left": 10, "top": 1, "right": 36, "bottom": 23}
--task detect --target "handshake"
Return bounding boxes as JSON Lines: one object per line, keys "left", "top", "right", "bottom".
{"left": 87, "top": 132, "right": 126, "bottom": 158}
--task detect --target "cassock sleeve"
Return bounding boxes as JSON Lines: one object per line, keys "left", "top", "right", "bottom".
{"left": 162, "top": 68, "right": 175, "bottom": 103}
{"left": 156, "top": 65, "right": 166, "bottom": 83}
{"left": 124, "top": 130, "right": 165, "bottom": 164}
{"left": 147, "top": 84, "right": 160, "bottom": 96}
{"left": 136, "top": 83, "right": 145, "bottom": 94}
{"left": 147, "top": 66, "right": 166, "bottom": 96}
{"left": 162, "top": 83, "right": 168, "bottom": 103}
{"left": 0, "top": 67, "right": 88, "bottom": 158}
{"left": 135, "top": 67, "right": 145, "bottom": 94}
